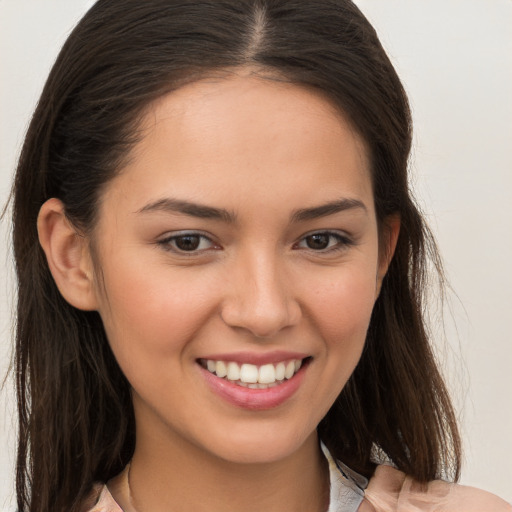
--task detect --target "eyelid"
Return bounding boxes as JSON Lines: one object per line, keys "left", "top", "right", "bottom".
{"left": 157, "top": 230, "right": 220, "bottom": 253}
{"left": 294, "top": 230, "right": 355, "bottom": 252}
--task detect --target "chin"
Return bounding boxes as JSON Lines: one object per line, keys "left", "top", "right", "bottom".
{"left": 202, "top": 425, "right": 317, "bottom": 466}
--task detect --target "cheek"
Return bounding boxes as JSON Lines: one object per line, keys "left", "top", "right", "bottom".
{"left": 305, "top": 266, "right": 377, "bottom": 406}
{"left": 95, "top": 253, "right": 218, "bottom": 365}
{"left": 305, "top": 265, "right": 377, "bottom": 344}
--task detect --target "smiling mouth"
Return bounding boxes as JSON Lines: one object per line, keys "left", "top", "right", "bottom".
{"left": 198, "top": 358, "right": 309, "bottom": 389}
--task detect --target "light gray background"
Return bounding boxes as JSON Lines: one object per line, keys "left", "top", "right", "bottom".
{"left": 1, "top": 1, "right": 511, "bottom": 509}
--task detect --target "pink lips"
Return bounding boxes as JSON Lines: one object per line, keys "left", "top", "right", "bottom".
{"left": 198, "top": 353, "right": 309, "bottom": 411}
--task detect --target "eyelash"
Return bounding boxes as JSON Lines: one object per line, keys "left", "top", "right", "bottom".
{"left": 157, "top": 230, "right": 354, "bottom": 255}
{"left": 293, "top": 231, "right": 354, "bottom": 254}
{"left": 157, "top": 232, "right": 219, "bottom": 254}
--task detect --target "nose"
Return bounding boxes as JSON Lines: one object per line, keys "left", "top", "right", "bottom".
{"left": 220, "top": 252, "right": 301, "bottom": 338}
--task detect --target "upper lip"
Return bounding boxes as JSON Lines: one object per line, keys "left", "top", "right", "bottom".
{"left": 197, "top": 351, "right": 310, "bottom": 366}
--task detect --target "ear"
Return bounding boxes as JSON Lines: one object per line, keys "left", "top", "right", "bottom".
{"left": 376, "top": 214, "right": 400, "bottom": 298}
{"left": 37, "top": 198, "right": 99, "bottom": 311}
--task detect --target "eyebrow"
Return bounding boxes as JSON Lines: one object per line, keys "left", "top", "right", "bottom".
{"left": 137, "top": 196, "right": 367, "bottom": 223}
{"left": 137, "top": 198, "right": 236, "bottom": 223}
{"left": 290, "top": 198, "right": 367, "bottom": 222}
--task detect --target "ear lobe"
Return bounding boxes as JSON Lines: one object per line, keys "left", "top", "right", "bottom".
{"left": 37, "top": 198, "right": 98, "bottom": 311}
{"left": 376, "top": 214, "right": 400, "bottom": 298}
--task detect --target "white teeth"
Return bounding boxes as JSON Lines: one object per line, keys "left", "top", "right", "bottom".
{"left": 215, "top": 361, "right": 227, "bottom": 378}
{"left": 203, "top": 358, "right": 305, "bottom": 386}
{"left": 227, "top": 362, "right": 240, "bottom": 381}
{"left": 284, "top": 361, "right": 295, "bottom": 379}
{"left": 240, "top": 363, "right": 259, "bottom": 383}
{"left": 258, "top": 364, "right": 276, "bottom": 384}
{"left": 275, "top": 362, "right": 285, "bottom": 381}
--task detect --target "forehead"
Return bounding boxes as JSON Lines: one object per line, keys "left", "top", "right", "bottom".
{"left": 103, "top": 72, "right": 373, "bottom": 216}
{"left": 140, "top": 72, "right": 365, "bottom": 149}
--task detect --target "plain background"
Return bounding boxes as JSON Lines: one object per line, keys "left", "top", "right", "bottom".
{"left": 1, "top": 1, "right": 511, "bottom": 509}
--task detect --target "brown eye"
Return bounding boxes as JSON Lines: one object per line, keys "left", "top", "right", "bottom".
{"left": 158, "top": 232, "right": 216, "bottom": 253}
{"left": 295, "top": 231, "right": 353, "bottom": 253}
{"left": 175, "top": 235, "right": 201, "bottom": 251}
{"left": 305, "top": 234, "right": 330, "bottom": 250}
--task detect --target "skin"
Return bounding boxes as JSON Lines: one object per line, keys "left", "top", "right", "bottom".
{"left": 38, "top": 70, "right": 398, "bottom": 512}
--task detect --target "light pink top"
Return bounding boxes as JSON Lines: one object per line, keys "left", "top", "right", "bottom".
{"left": 86, "top": 452, "right": 511, "bottom": 512}
{"left": 362, "top": 465, "right": 511, "bottom": 512}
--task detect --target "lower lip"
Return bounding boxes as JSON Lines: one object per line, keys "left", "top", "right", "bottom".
{"left": 199, "top": 362, "right": 307, "bottom": 411}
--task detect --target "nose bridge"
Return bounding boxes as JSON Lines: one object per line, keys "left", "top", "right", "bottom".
{"left": 221, "top": 247, "right": 300, "bottom": 338}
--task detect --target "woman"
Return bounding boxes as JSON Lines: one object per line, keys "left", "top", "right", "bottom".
{"left": 9, "top": 1, "right": 511, "bottom": 511}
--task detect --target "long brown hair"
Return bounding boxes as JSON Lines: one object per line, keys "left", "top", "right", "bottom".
{"left": 11, "top": 1, "right": 460, "bottom": 511}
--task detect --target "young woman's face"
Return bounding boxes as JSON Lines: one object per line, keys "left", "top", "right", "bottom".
{"left": 92, "top": 73, "right": 392, "bottom": 464}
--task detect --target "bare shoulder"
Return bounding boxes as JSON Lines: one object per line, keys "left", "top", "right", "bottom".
{"left": 362, "top": 464, "right": 512, "bottom": 512}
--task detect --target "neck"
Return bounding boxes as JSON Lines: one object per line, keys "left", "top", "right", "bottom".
{"left": 111, "top": 428, "right": 329, "bottom": 512}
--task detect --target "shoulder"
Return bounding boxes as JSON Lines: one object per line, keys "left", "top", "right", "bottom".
{"left": 361, "top": 464, "right": 512, "bottom": 512}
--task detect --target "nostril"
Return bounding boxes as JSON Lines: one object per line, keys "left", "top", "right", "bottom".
{"left": 220, "top": 301, "right": 301, "bottom": 339}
